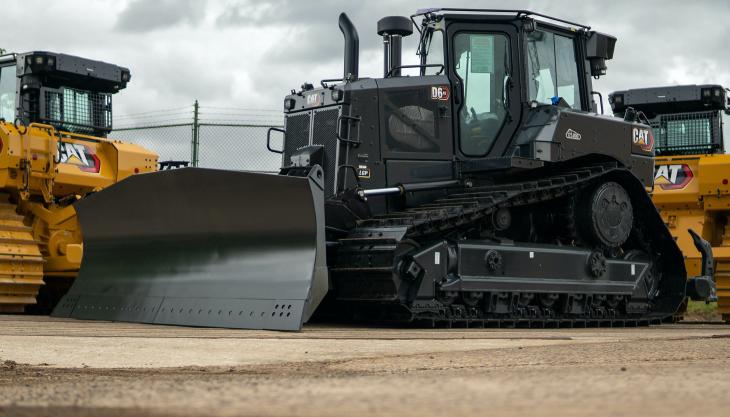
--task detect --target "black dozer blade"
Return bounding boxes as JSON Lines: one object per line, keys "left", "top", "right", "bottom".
{"left": 52, "top": 166, "right": 329, "bottom": 331}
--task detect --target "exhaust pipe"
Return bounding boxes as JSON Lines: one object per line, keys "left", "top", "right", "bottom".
{"left": 338, "top": 13, "right": 359, "bottom": 81}
{"left": 377, "top": 16, "right": 413, "bottom": 77}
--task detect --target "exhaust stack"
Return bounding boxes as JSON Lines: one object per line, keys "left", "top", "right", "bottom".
{"left": 377, "top": 16, "right": 413, "bottom": 77}
{"left": 338, "top": 13, "right": 359, "bottom": 81}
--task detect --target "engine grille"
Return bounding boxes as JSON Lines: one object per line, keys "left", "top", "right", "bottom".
{"left": 283, "top": 112, "right": 310, "bottom": 167}
{"left": 312, "top": 108, "right": 340, "bottom": 196}
{"left": 652, "top": 111, "right": 722, "bottom": 155}
{"left": 43, "top": 87, "right": 112, "bottom": 134}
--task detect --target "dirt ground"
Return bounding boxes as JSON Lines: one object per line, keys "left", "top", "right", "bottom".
{"left": 0, "top": 316, "right": 729, "bottom": 417}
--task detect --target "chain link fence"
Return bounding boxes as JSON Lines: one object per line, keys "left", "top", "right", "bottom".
{"left": 111, "top": 101, "right": 284, "bottom": 172}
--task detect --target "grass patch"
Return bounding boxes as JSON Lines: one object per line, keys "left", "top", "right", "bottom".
{"left": 683, "top": 300, "right": 721, "bottom": 322}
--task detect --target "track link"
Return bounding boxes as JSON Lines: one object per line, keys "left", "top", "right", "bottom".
{"left": 0, "top": 194, "right": 45, "bottom": 312}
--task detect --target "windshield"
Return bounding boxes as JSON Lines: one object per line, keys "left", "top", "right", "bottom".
{"left": 0, "top": 64, "right": 15, "bottom": 121}
{"left": 527, "top": 30, "right": 582, "bottom": 109}
{"left": 453, "top": 32, "right": 510, "bottom": 156}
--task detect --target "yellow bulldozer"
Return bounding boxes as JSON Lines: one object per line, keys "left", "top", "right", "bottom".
{"left": 610, "top": 85, "right": 729, "bottom": 321}
{"left": 0, "top": 51, "right": 157, "bottom": 312}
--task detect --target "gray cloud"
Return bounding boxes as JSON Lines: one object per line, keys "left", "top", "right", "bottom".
{"left": 216, "top": 0, "right": 367, "bottom": 27}
{"left": 218, "top": 0, "right": 730, "bottom": 119}
{"left": 216, "top": 1, "right": 383, "bottom": 65}
{"left": 116, "top": 0, "right": 208, "bottom": 32}
{"left": 132, "top": 54, "right": 233, "bottom": 104}
{"left": 1, "top": 0, "right": 727, "bottom": 122}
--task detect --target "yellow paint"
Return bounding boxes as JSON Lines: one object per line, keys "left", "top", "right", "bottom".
{"left": 652, "top": 153, "right": 730, "bottom": 321}
{"left": 0, "top": 121, "right": 158, "bottom": 311}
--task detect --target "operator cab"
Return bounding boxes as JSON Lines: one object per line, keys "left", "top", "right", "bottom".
{"left": 0, "top": 51, "right": 130, "bottom": 137}
{"left": 610, "top": 85, "right": 729, "bottom": 155}
{"left": 417, "top": 9, "right": 612, "bottom": 158}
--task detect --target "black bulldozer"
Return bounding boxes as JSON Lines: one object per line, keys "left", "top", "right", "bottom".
{"left": 53, "top": 8, "right": 715, "bottom": 330}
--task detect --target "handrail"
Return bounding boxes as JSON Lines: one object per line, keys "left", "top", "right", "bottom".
{"left": 385, "top": 64, "right": 445, "bottom": 78}
{"left": 412, "top": 8, "right": 591, "bottom": 30}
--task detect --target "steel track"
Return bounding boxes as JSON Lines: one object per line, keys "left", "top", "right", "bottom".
{"left": 329, "top": 162, "right": 687, "bottom": 326}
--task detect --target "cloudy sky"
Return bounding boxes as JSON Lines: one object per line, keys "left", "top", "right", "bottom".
{"left": 2, "top": 0, "right": 728, "bottom": 120}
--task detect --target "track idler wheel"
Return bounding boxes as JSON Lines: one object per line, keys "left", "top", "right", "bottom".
{"left": 539, "top": 293, "right": 559, "bottom": 307}
{"left": 491, "top": 208, "right": 512, "bottom": 231}
{"left": 579, "top": 182, "right": 633, "bottom": 248}
{"left": 461, "top": 291, "right": 483, "bottom": 307}
{"left": 605, "top": 295, "right": 625, "bottom": 309}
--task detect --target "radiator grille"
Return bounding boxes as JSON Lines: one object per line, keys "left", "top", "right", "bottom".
{"left": 382, "top": 89, "right": 440, "bottom": 153}
{"left": 653, "top": 111, "right": 721, "bottom": 155}
{"left": 44, "top": 88, "right": 112, "bottom": 134}
{"left": 283, "top": 112, "right": 310, "bottom": 167}
{"left": 312, "top": 108, "right": 340, "bottom": 196}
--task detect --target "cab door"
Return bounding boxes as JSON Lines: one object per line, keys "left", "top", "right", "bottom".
{"left": 445, "top": 22, "right": 522, "bottom": 158}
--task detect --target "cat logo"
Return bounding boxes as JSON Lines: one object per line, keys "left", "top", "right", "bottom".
{"left": 654, "top": 164, "right": 693, "bottom": 190}
{"left": 58, "top": 142, "right": 101, "bottom": 173}
{"left": 632, "top": 127, "right": 654, "bottom": 152}
{"left": 565, "top": 129, "right": 582, "bottom": 140}
{"left": 305, "top": 93, "right": 321, "bottom": 107}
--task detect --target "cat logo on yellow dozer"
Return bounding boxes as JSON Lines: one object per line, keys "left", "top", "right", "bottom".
{"left": 654, "top": 164, "right": 694, "bottom": 190}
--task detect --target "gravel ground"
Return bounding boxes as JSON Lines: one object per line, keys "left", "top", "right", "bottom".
{"left": 0, "top": 316, "right": 728, "bottom": 417}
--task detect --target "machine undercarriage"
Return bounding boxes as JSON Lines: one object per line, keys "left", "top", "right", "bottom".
{"left": 324, "top": 161, "right": 685, "bottom": 326}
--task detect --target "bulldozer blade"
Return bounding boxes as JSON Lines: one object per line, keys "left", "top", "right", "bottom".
{"left": 52, "top": 166, "right": 329, "bottom": 331}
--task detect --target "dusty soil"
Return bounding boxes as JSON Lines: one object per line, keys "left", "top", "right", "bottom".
{"left": 0, "top": 316, "right": 729, "bottom": 417}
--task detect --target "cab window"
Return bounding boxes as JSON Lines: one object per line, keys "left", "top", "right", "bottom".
{"left": 0, "top": 65, "right": 15, "bottom": 121}
{"left": 527, "top": 30, "right": 582, "bottom": 109}
{"left": 453, "top": 32, "right": 510, "bottom": 156}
